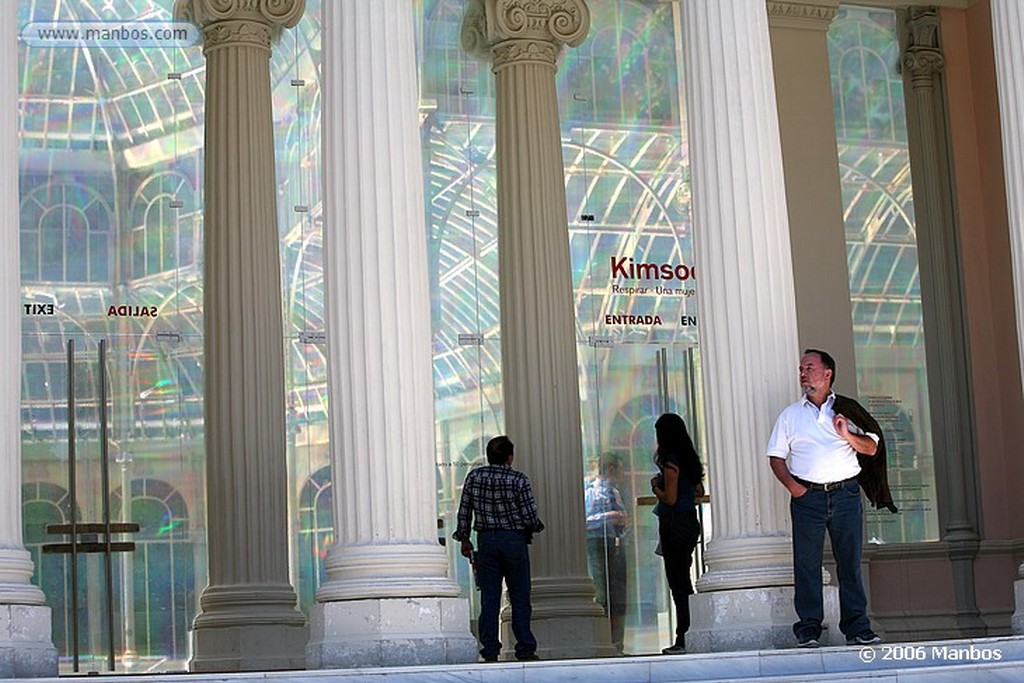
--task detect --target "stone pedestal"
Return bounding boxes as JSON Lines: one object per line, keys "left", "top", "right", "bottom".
{"left": 1013, "top": 564, "right": 1024, "bottom": 635}
{"left": 689, "top": 586, "right": 843, "bottom": 651}
{"left": 0, "top": 1, "right": 57, "bottom": 677}
{"left": 461, "top": 0, "right": 615, "bottom": 659}
{"left": 307, "top": 0, "right": 475, "bottom": 668}
{"left": 308, "top": 598, "right": 476, "bottom": 668}
{"left": 177, "top": 0, "right": 308, "bottom": 671}
{"left": 0, "top": 605, "right": 56, "bottom": 679}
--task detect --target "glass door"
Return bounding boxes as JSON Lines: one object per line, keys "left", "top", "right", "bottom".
{"left": 21, "top": 321, "right": 205, "bottom": 674}
{"left": 578, "top": 340, "right": 708, "bottom": 655}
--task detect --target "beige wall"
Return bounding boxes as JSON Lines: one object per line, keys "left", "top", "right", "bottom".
{"left": 768, "top": 2, "right": 858, "bottom": 396}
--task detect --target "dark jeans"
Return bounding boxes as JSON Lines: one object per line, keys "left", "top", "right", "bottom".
{"left": 586, "top": 534, "right": 627, "bottom": 651}
{"left": 658, "top": 509, "right": 700, "bottom": 648}
{"left": 790, "top": 480, "right": 871, "bottom": 640}
{"left": 476, "top": 529, "right": 536, "bottom": 660}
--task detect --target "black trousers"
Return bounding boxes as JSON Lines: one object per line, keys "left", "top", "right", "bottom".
{"left": 658, "top": 509, "right": 701, "bottom": 646}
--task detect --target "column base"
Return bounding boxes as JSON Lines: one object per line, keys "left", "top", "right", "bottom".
{"left": 1013, "top": 578, "right": 1024, "bottom": 635}
{"left": 516, "top": 577, "right": 617, "bottom": 659}
{"left": 190, "top": 621, "right": 308, "bottom": 672}
{"left": 687, "top": 585, "right": 843, "bottom": 652}
{"left": 307, "top": 597, "right": 477, "bottom": 668}
{"left": 189, "top": 582, "right": 307, "bottom": 672}
{"left": 0, "top": 604, "right": 57, "bottom": 678}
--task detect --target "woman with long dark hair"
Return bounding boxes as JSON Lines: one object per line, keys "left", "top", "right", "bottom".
{"left": 651, "top": 412, "right": 704, "bottom": 655}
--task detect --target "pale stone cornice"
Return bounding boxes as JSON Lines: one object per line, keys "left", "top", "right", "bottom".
{"left": 175, "top": 0, "right": 304, "bottom": 52}
{"left": 766, "top": 0, "right": 839, "bottom": 31}
{"left": 903, "top": 7, "right": 945, "bottom": 87}
{"left": 461, "top": 0, "right": 590, "bottom": 70}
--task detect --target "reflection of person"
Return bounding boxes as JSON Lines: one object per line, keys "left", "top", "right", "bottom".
{"left": 650, "top": 413, "right": 704, "bottom": 655}
{"left": 453, "top": 436, "right": 545, "bottom": 662}
{"left": 766, "top": 349, "right": 886, "bottom": 648}
{"left": 585, "top": 452, "right": 628, "bottom": 654}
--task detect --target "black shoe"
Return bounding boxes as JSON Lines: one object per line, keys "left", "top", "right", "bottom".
{"left": 661, "top": 644, "right": 686, "bottom": 655}
{"left": 846, "top": 631, "right": 881, "bottom": 646}
{"left": 516, "top": 653, "right": 540, "bottom": 661}
{"left": 796, "top": 634, "right": 820, "bottom": 648}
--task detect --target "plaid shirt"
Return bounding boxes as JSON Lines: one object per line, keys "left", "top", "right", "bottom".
{"left": 452, "top": 464, "right": 544, "bottom": 541}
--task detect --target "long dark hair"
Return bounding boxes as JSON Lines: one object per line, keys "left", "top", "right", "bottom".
{"left": 655, "top": 412, "right": 704, "bottom": 486}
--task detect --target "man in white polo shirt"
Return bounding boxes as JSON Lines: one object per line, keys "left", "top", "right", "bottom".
{"left": 767, "top": 349, "right": 882, "bottom": 649}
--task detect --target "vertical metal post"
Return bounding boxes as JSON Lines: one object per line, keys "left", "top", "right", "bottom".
{"left": 98, "top": 339, "right": 115, "bottom": 671}
{"left": 656, "top": 347, "right": 669, "bottom": 414}
{"left": 66, "top": 339, "right": 79, "bottom": 673}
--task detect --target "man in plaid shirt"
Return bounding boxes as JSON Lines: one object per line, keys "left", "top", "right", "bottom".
{"left": 453, "top": 435, "right": 544, "bottom": 662}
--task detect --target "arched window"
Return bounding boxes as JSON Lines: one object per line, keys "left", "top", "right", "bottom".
{"left": 297, "top": 465, "right": 333, "bottom": 614}
{"left": 561, "top": 1, "right": 679, "bottom": 126}
{"left": 111, "top": 477, "right": 194, "bottom": 660}
{"left": 128, "top": 171, "right": 199, "bottom": 279}
{"left": 828, "top": 6, "right": 937, "bottom": 543}
{"left": 20, "top": 180, "right": 113, "bottom": 284}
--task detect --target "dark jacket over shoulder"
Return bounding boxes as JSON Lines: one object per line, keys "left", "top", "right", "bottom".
{"left": 833, "top": 394, "right": 899, "bottom": 513}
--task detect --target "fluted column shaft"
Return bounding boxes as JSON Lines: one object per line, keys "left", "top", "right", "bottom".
{"left": 991, "top": 0, "right": 1024, "bottom": 636}
{"left": 682, "top": 0, "right": 797, "bottom": 593}
{"left": 179, "top": 0, "right": 307, "bottom": 672}
{"left": 0, "top": 0, "right": 43, "bottom": 605}
{"left": 493, "top": 22, "right": 586, "bottom": 585}
{"left": 460, "top": 0, "right": 613, "bottom": 659}
{"left": 1, "top": 2, "right": 57, "bottom": 675}
{"left": 992, "top": 2, "right": 1024, "bottom": 403}
{"left": 317, "top": 0, "right": 460, "bottom": 602}
{"left": 305, "top": 1, "right": 475, "bottom": 667}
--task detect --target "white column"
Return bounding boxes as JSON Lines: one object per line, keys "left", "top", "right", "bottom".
{"left": 177, "top": 0, "right": 307, "bottom": 672}
{"left": 0, "top": 1, "right": 57, "bottom": 676}
{"left": 992, "top": 0, "right": 1024, "bottom": 635}
{"left": 993, "top": 2, "right": 1024, "bottom": 417}
{"left": 305, "top": 0, "right": 476, "bottom": 668}
{"left": 681, "top": 0, "right": 816, "bottom": 651}
{"left": 461, "top": 0, "right": 615, "bottom": 659}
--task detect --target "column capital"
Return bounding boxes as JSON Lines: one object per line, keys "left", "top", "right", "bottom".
{"left": 766, "top": 0, "right": 839, "bottom": 31}
{"left": 461, "top": 0, "right": 590, "bottom": 70}
{"left": 175, "top": 0, "right": 304, "bottom": 52}
{"left": 902, "top": 7, "right": 944, "bottom": 87}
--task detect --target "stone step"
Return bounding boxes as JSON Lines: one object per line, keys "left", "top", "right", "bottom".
{"left": 13, "top": 636, "right": 1023, "bottom": 683}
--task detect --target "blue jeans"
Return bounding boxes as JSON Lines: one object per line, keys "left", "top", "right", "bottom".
{"left": 790, "top": 480, "right": 871, "bottom": 640}
{"left": 475, "top": 530, "right": 536, "bottom": 659}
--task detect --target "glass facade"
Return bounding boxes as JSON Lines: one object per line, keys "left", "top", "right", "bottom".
{"left": 827, "top": 6, "right": 939, "bottom": 543}
{"left": 420, "top": 0, "right": 705, "bottom": 655}
{"left": 15, "top": 0, "right": 942, "bottom": 671}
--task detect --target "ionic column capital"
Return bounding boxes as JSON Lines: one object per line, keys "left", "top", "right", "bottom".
{"left": 903, "top": 7, "right": 944, "bottom": 88}
{"left": 462, "top": 0, "right": 590, "bottom": 70}
{"left": 175, "top": 0, "right": 304, "bottom": 52}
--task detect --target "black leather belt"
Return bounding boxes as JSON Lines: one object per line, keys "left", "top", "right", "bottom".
{"left": 794, "top": 476, "right": 857, "bottom": 492}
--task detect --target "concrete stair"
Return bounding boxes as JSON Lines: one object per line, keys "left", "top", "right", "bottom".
{"left": 8, "top": 636, "right": 1022, "bottom": 682}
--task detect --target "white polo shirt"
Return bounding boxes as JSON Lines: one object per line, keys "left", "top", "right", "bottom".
{"left": 765, "top": 393, "right": 878, "bottom": 484}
